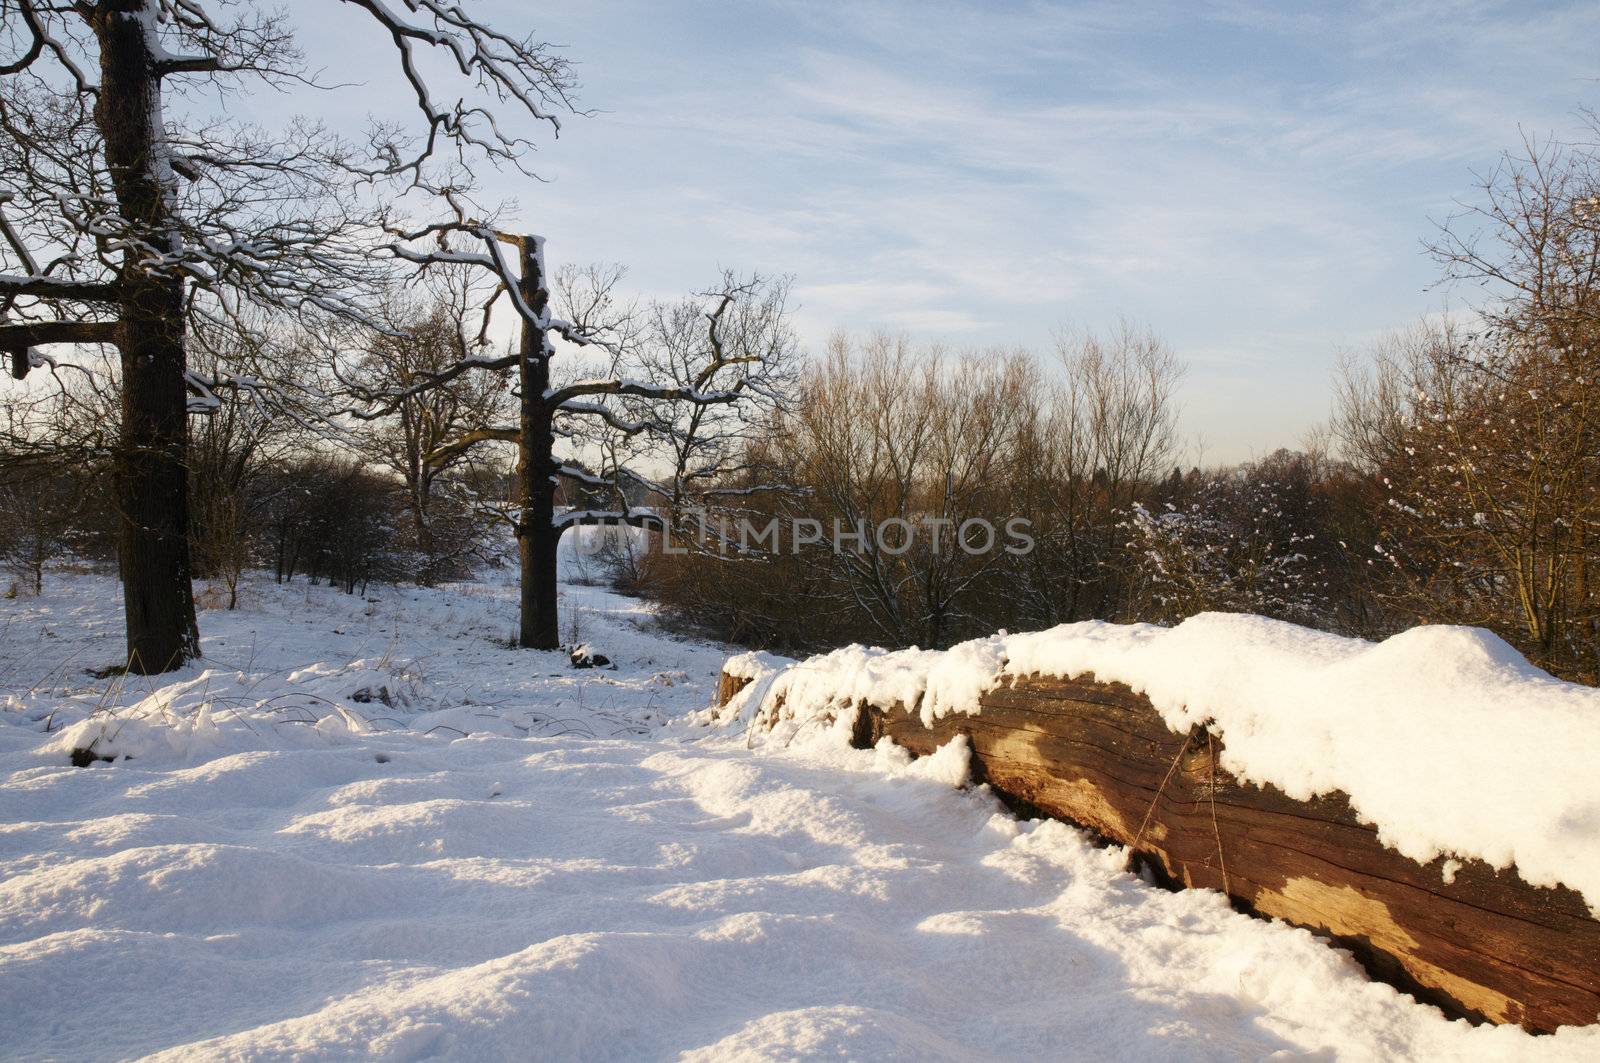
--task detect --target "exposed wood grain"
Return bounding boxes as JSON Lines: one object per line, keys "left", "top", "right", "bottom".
{"left": 717, "top": 671, "right": 753, "bottom": 709}
{"left": 720, "top": 666, "right": 1600, "bottom": 1033}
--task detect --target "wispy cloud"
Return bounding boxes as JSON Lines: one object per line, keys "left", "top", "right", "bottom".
{"left": 267, "top": 0, "right": 1600, "bottom": 460}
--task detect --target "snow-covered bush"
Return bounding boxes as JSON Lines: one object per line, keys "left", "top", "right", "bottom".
{"left": 1337, "top": 132, "right": 1600, "bottom": 681}
{"left": 1123, "top": 460, "right": 1330, "bottom": 625}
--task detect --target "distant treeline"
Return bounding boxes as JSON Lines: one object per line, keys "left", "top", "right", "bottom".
{"left": 5, "top": 123, "right": 1597, "bottom": 684}
{"left": 645, "top": 124, "right": 1600, "bottom": 684}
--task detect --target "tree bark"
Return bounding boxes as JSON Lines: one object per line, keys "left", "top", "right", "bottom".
{"left": 95, "top": 1, "right": 200, "bottom": 673}
{"left": 513, "top": 237, "right": 561, "bottom": 649}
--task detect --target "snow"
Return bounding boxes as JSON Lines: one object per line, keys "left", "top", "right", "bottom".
{"left": 734, "top": 613, "right": 1600, "bottom": 916}
{"left": 1, "top": 572, "right": 1597, "bottom": 1059}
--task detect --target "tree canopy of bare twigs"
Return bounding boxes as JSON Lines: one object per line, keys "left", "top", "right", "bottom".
{"left": 0, "top": 0, "right": 578, "bottom": 671}
{"left": 1339, "top": 128, "right": 1600, "bottom": 681}
{"left": 348, "top": 221, "right": 799, "bottom": 648}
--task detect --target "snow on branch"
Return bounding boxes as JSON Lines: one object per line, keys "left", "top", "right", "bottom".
{"left": 553, "top": 508, "right": 667, "bottom": 531}
{"left": 2, "top": 321, "right": 118, "bottom": 378}
{"left": 353, "top": 227, "right": 799, "bottom": 540}
{"left": 0, "top": 274, "right": 122, "bottom": 301}
{"left": 554, "top": 399, "right": 651, "bottom": 436}
{"left": 423, "top": 424, "right": 519, "bottom": 465}
{"left": 545, "top": 377, "right": 744, "bottom": 408}
{"left": 337, "top": 0, "right": 579, "bottom": 179}
{"left": 345, "top": 350, "right": 520, "bottom": 419}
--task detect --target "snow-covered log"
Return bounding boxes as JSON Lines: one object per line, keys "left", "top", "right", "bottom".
{"left": 716, "top": 619, "right": 1600, "bottom": 1033}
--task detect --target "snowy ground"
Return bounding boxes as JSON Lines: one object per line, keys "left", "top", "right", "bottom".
{"left": 0, "top": 568, "right": 1594, "bottom": 1061}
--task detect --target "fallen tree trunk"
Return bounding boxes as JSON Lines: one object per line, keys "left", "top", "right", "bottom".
{"left": 717, "top": 668, "right": 1600, "bottom": 1034}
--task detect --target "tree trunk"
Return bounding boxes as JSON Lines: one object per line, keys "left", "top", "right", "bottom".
{"left": 412, "top": 493, "right": 438, "bottom": 585}
{"left": 117, "top": 284, "right": 199, "bottom": 671}
{"left": 95, "top": 1, "right": 200, "bottom": 674}
{"left": 514, "top": 237, "right": 561, "bottom": 649}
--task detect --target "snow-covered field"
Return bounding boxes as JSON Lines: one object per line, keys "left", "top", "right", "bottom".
{"left": 0, "top": 569, "right": 1594, "bottom": 1061}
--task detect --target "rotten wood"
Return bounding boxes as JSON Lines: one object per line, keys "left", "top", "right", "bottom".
{"left": 718, "top": 666, "right": 1600, "bottom": 1033}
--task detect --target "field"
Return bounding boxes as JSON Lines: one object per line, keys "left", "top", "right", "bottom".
{"left": 0, "top": 569, "right": 1589, "bottom": 1061}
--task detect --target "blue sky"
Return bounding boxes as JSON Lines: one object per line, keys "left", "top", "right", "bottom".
{"left": 293, "top": 0, "right": 1600, "bottom": 462}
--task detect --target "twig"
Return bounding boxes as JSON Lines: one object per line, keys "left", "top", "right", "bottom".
{"left": 1126, "top": 728, "right": 1194, "bottom": 868}
{"left": 1208, "top": 731, "right": 1231, "bottom": 896}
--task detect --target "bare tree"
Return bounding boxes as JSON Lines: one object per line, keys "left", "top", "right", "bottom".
{"left": 1010, "top": 322, "right": 1184, "bottom": 625}
{"left": 359, "top": 224, "right": 796, "bottom": 649}
{"left": 340, "top": 272, "right": 510, "bottom": 583}
{"left": 1427, "top": 129, "right": 1600, "bottom": 344}
{"left": 782, "top": 335, "right": 1033, "bottom": 647}
{"left": 1123, "top": 454, "right": 1331, "bottom": 626}
{"left": 1337, "top": 320, "right": 1600, "bottom": 679}
{"left": 0, "top": 463, "right": 84, "bottom": 595}
{"left": 187, "top": 316, "right": 301, "bottom": 608}
{"left": 1330, "top": 130, "right": 1600, "bottom": 680}
{"left": 647, "top": 323, "right": 1186, "bottom": 651}
{"left": 0, "top": 0, "right": 576, "bottom": 671}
